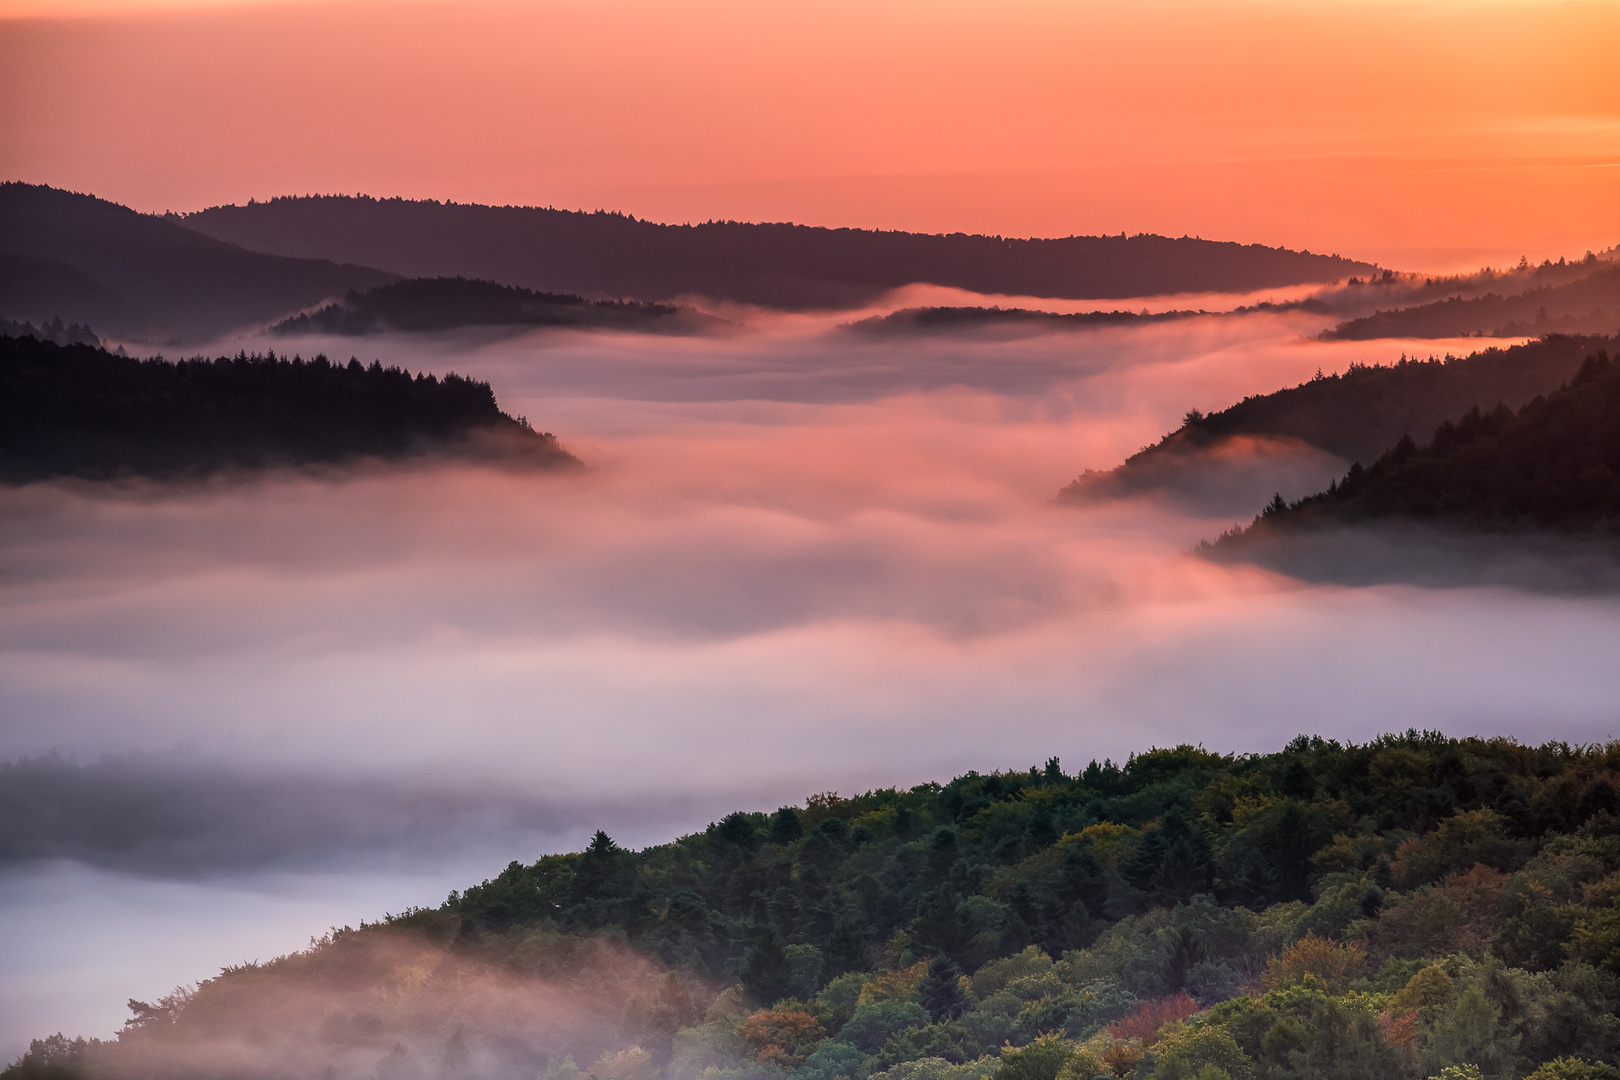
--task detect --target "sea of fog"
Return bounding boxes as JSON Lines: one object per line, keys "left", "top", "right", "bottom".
{"left": 4, "top": 294, "right": 1620, "bottom": 1054}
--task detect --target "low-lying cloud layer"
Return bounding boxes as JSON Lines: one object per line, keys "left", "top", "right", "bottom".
{"left": 4, "top": 302, "right": 1620, "bottom": 1052}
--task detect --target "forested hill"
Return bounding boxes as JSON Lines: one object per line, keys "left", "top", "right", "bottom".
{"left": 274, "top": 277, "right": 718, "bottom": 336}
{"left": 14, "top": 732, "right": 1620, "bottom": 1080}
{"left": 0, "top": 183, "right": 396, "bottom": 343}
{"left": 181, "top": 195, "right": 1376, "bottom": 309}
{"left": 1323, "top": 260, "right": 1620, "bottom": 341}
{"left": 1206, "top": 346, "right": 1620, "bottom": 546}
{"left": 1063, "top": 336, "right": 1603, "bottom": 503}
{"left": 0, "top": 335, "right": 577, "bottom": 481}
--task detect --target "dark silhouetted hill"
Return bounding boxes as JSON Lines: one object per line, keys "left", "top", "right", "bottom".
{"left": 1323, "top": 258, "right": 1620, "bottom": 340}
{"left": 273, "top": 276, "right": 720, "bottom": 336}
{"left": 845, "top": 305, "right": 1201, "bottom": 335}
{"left": 0, "top": 334, "right": 577, "bottom": 482}
{"left": 182, "top": 194, "right": 1377, "bottom": 309}
{"left": 0, "top": 315, "right": 101, "bottom": 348}
{"left": 0, "top": 183, "right": 396, "bottom": 343}
{"left": 1063, "top": 336, "right": 1603, "bottom": 503}
{"left": 1209, "top": 344, "right": 1620, "bottom": 541}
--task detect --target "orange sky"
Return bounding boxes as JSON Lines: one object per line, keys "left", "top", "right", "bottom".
{"left": 2, "top": 0, "right": 1617, "bottom": 270}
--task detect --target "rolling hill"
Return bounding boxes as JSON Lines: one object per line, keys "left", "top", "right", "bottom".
{"left": 273, "top": 277, "right": 720, "bottom": 336}
{"left": 181, "top": 194, "right": 1377, "bottom": 310}
{"left": 8, "top": 733, "right": 1620, "bottom": 1080}
{"left": 1063, "top": 336, "right": 1606, "bottom": 505}
{"left": 0, "top": 183, "right": 396, "bottom": 343}
{"left": 1323, "top": 259, "right": 1620, "bottom": 341}
{"left": 0, "top": 334, "right": 577, "bottom": 481}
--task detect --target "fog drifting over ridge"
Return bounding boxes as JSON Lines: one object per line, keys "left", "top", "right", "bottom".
{"left": 4, "top": 298, "right": 1620, "bottom": 1054}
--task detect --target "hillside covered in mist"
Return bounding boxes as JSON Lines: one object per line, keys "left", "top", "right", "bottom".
{"left": 11, "top": 732, "right": 1620, "bottom": 1080}
{"left": 273, "top": 277, "right": 717, "bottom": 336}
{"left": 1203, "top": 347, "right": 1620, "bottom": 570}
{"left": 0, "top": 184, "right": 396, "bottom": 344}
{"left": 0, "top": 335, "right": 576, "bottom": 482}
{"left": 1324, "top": 258, "right": 1620, "bottom": 341}
{"left": 180, "top": 195, "right": 1377, "bottom": 310}
{"left": 1063, "top": 336, "right": 1606, "bottom": 506}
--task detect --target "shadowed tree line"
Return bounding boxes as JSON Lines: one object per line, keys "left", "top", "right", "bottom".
{"left": 1064, "top": 336, "right": 1607, "bottom": 503}
{"left": 181, "top": 194, "right": 1376, "bottom": 310}
{"left": 273, "top": 277, "right": 716, "bottom": 336}
{"left": 1207, "top": 346, "right": 1620, "bottom": 549}
{"left": 1324, "top": 257, "right": 1620, "bottom": 341}
{"left": 0, "top": 334, "right": 577, "bottom": 481}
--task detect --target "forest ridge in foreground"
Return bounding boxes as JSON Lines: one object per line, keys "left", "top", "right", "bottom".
{"left": 12, "top": 733, "right": 1620, "bottom": 1080}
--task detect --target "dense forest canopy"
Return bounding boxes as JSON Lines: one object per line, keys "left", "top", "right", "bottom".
{"left": 1063, "top": 337, "right": 1606, "bottom": 503}
{"left": 180, "top": 195, "right": 1376, "bottom": 310}
{"left": 273, "top": 277, "right": 711, "bottom": 336}
{"left": 0, "top": 184, "right": 396, "bottom": 343}
{"left": 0, "top": 334, "right": 577, "bottom": 481}
{"left": 12, "top": 732, "right": 1620, "bottom": 1080}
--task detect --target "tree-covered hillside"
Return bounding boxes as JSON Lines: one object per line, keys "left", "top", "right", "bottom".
{"left": 0, "top": 335, "right": 577, "bottom": 481}
{"left": 1323, "top": 262, "right": 1620, "bottom": 342}
{"left": 273, "top": 277, "right": 715, "bottom": 336}
{"left": 13, "top": 733, "right": 1620, "bottom": 1080}
{"left": 181, "top": 195, "right": 1375, "bottom": 310}
{"left": 1063, "top": 337, "right": 1607, "bottom": 503}
{"left": 0, "top": 183, "right": 395, "bottom": 343}
{"left": 1205, "top": 347, "right": 1620, "bottom": 548}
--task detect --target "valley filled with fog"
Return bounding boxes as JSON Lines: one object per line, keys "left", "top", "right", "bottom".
{"left": 4, "top": 294, "right": 1619, "bottom": 1054}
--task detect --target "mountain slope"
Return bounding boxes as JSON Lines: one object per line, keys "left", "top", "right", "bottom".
{"left": 273, "top": 277, "right": 720, "bottom": 336}
{"left": 1063, "top": 336, "right": 1605, "bottom": 505}
{"left": 1323, "top": 259, "right": 1620, "bottom": 341}
{"left": 182, "top": 195, "right": 1377, "bottom": 309}
{"left": 0, "top": 335, "right": 577, "bottom": 481}
{"left": 9, "top": 732, "right": 1620, "bottom": 1080}
{"left": 1208, "top": 347, "right": 1620, "bottom": 541}
{"left": 0, "top": 183, "right": 396, "bottom": 342}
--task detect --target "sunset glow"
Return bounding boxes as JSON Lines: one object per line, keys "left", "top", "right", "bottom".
{"left": 7, "top": 0, "right": 1620, "bottom": 1072}
{"left": 3, "top": 0, "right": 1617, "bottom": 266}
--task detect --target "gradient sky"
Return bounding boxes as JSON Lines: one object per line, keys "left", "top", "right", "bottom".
{"left": 2, "top": 0, "right": 1618, "bottom": 269}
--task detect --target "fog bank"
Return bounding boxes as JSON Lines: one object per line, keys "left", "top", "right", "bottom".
{"left": 3, "top": 304, "right": 1618, "bottom": 1054}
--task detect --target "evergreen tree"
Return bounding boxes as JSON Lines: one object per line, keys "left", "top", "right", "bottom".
{"left": 739, "top": 926, "right": 794, "bottom": 1005}
{"left": 917, "top": 955, "right": 967, "bottom": 1022}
{"left": 823, "top": 917, "right": 867, "bottom": 976}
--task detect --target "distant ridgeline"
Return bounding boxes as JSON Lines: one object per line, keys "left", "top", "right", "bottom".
{"left": 0, "top": 183, "right": 396, "bottom": 343}
{"left": 1206, "top": 342, "right": 1620, "bottom": 547}
{"left": 181, "top": 194, "right": 1378, "bottom": 309}
{"left": 845, "top": 307, "right": 1200, "bottom": 335}
{"left": 0, "top": 335, "right": 577, "bottom": 482}
{"left": 1323, "top": 257, "right": 1620, "bottom": 341}
{"left": 1064, "top": 336, "right": 1602, "bottom": 502}
{"left": 273, "top": 276, "right": 714, "bottom": 336}
{"left": 11, "top": 732, "right": 1620, "bottom": 1080}
{"left": 0, "top": 316, "right": 101, "bottom": 348}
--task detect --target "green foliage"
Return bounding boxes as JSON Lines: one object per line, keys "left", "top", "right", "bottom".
{"left": 16, "top": 732, "right": 1620, "bottom": 1080}
{"left": 837, "top": 1001, "right": 929, "bottom": 1054}
{"left": 1145, "top": 1024, "right": 1255, "bottom": 1080}
{"left": 992, "top": 1034, "right": 1075, "bottom": 1080}
{"left": 1523, "top": 1059, "right": 1620, "bottom": 1080}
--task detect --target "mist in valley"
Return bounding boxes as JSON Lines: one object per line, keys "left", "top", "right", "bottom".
{"left": 5, "top": 298, "right": 1620, "bottom": 1057}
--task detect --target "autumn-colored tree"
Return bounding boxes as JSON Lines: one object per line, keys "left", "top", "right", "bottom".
{"left": 1260, "top": 935, "right": 1368, "bottom": 993}
{"left": 735, "top": 1009, "right": 825, "bottom": 1068}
